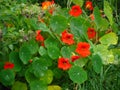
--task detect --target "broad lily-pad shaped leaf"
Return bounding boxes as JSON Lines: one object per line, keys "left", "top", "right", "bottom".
{"left": 9, "top": 51, "right": 23, "bottom": 72}
{"left": 30, "top": 80, "right": 47, "bottom": 90}
{"left": 93, "top": 44, "right": 114, "bottom": 65}
{"left": 19, "top": 45, "right": 32, "bottom": 64}
{"left": 92, "top": 54, "right": 102, "bottom": 74}
{"left": 61, "top": 46, "right": 71, "bottom": 58}
{"left": 12, "top": 81, "right": 27, "bottom": 90}
{"left": 50, "top": 15, "right": 68, "bottom": 34}
{"left": 40, "top": 70, "right": 53, "bottom": 84}
{"left": 99, "top": 32, "right": 118, "bottom": 46}
{"left": 68, "top": 66, "right": 87, "bottom": 84}
{"left": 48, "top": 85, "right": 62, "bottom": 90}
{"left": 0, "top": 69, "right": 15, "bottom": 86}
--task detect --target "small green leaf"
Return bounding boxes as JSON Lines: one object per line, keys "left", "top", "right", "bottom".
{"left": 12, "top": 81, "right": 27, "bottom": 90}
{"left": 104, "top": 1, "right": 113, "bottom": 25}
{"left": 27, "top": 39, "right": 39, "bottom": 54}
{"left": 45, "top": 37, "right": 60, "bottom": 48}
{"left": 30, "top": 80, "right": 47, "bottom": 90}
{"left": 70, "top": 17, "right": 90, "bottom": 39}
{"left": 50, "top": 15, "right": 68, "bottom": 34}
{"left": 19, "top": 45, "right": 32, "bottom": 64}
{"left": 92, "top": 54, "right": 102, "bottom": 74}
{"left": 68, "top": 66, "right": 87, "bottom": 84}
{"left": 74, "top": 58, "right": 88, "bottom": 67}
{"left": 25, "top": 69, "right": 38, "bottom": 83}
{"left": 0, "top": 69, "right": 15, "bottom": 86}
{"left": 40, "top": 70, "right": 53, "bottom": 84}
{"left": 72, "top": 0, "right": 84, "bottom": 7}
{"left": 31, "top": 60, "right": 48, "bottom": 78}
{"left": 38, "top": 23, "right": 54, "bottom": 37}
{"left": 61, "top": 46, "right": 71, "bottom": 58}
{"left": 47, "top": 46, "right": 60, "bottom": 60}
{"left": 48, "top": 85, "right": 62, "bottom": 90}
{"left": 93, "top": 44, "right": 114, "bottom": 65}
{"left": 39, "top": 46, "right": 47, "bottom": 56}
{"left": 99, "top": 32, "right": 118, "bottom": 46}
{"left": 9, "top": 51, "right": 23, "bottom": 72}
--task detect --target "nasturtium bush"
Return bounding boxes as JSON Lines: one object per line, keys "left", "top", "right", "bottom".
{"left": 0, "top": 0, "right": 120, "bottom": 89}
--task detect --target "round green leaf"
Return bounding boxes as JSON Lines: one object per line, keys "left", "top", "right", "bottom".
{"left": 44, "top": 37, "right": 60, "bottom": 48}
{"left": 27, "top": 39, "right": 39, "bottom": 54}
{"left": 50, "top": 15, "right": 68, "bottom": 34}
{"left": 92, "top": 54, "right": 102, "bottom": 74}
{"left": 9, "top": 51, "right": 23, "bottom": 72}
{"left": 39, "top": 46, "right": 47, "bottom": 56}
{"left": 40, "top": 70, "right": 53, "bottom": 84}
{"left": 47, "top": 46, "right": 60, "bottom": 60}
{"left": 68, "top": 66, "right": 87, "bottom": 84}
{"left": 0, "top": 69, "right": 15, "bottom": 86}
{"left": 12, "top": 81, "right": 27, "bottom": 90}
{"left": 48, "top": 85, "right": 62, "bottom": 90}
{"left": 74, "top": 58, "right": 88, "bottom": 67}
{"left": 19, "top": 45, "right": 32, "bottom": 64}
{"left": 30, "top": 81, "right": 47, "bottom": 90}
{"left": 61, "top": 46, "right": 71, "bottom": 58}
{"left": 93, "top": 44, "right": 114, "bottom": 64}
{"left": 99, "top": 32, "right": 118, "bottom": 46}
{"left": 31, "top": 60, "right": 48, "bottom": 78}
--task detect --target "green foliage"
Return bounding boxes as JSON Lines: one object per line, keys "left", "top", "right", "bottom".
{"left": 12, "top": 81, "right": 27, "bottom": 90}
{"left": 0, "top": 69, "right": 15, "bottom": 86}
{"left": 0, "top": 0, "right": 120, "bottom": 89}
{"left": 68, "top": 66, "right": 87, "bottom": 84}
{"left": 50, "top": 15, "right": 68, "bottom": 34}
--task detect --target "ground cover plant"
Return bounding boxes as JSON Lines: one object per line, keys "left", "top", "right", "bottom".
{"left": 0, "top": 0, "right": 120, "bottom": 90}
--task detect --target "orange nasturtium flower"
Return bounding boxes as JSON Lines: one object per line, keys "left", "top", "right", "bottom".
{"left": 87, "top": 28, "right": 96, "bottom": 39}
{"left": 85, "top": 1, "right": 93, "bottom": 11}
{"left": 75, "top": 42, "right": 91, "bottom": 57}
{"left": 58, "top": 57, "right": 72, "bottom": 70}
{"left": 42, "top": 0, "right": 54, "bottom": 10}
{"left": 35, "top": 30, "right": 44, "bottom": 42}
{"left": 4, "top": 62, "right": 14, "bottom": 70}
{"left": 69, "top": 5, "right": 82, "bottom": 17}
{"left": 61, "top": 30, "right": 74, "bottom": 45}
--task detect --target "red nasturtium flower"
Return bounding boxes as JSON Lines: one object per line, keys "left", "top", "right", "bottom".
{"left": 4, "top": 62, "right": 14, "bottom": 70}
{"left": 42, "top": 0, "right": 54, "bottom": 10}
{"left": 58, "top": 57, "right": 72, "bottom": 70}
{"left": 75, "top": 42, "right": 91, "bottom": 57}
{"left": 87, "top": 28, "right": 96, "bottom": 39}
{"left": 61, "top": 30, "right": 74, "bottom": 45}
{"left": 69, "top": 5, "right": 82, "bottom": 17}
{"left": 85, "top": 1, "right": 93, "bottom": 11}
{"left": 36, "top": 30, "right": 44, "bottom": 42}
{"left": 71, "top": 55, "right": 80, "bottom": 62}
